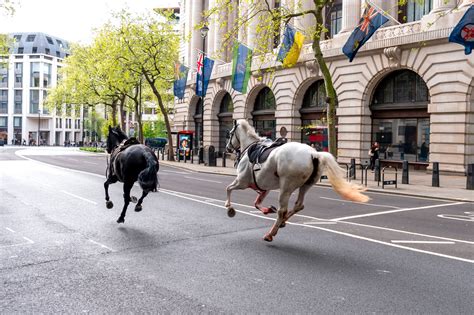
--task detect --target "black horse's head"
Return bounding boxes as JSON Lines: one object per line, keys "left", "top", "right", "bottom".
{"left": 106, "top": 126, "right": 128, "bottom": 154}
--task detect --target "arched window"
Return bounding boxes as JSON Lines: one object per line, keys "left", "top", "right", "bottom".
{"left": 300, "top": 80, "right": 329, "bottom": 151}
{"left": 302, "top": 80, "right": 326, "bottom": 109}
{"left": 371, "top": 70, "right": 430, "bottom": 162}
{"left": 253, "top": 87, "right": 276, "bottom": 139}
{"left": 218, "top": 93, "right": 233, "bottom": 153}
{"left": 193, "top": 98, "right": 203, "bottom": 150}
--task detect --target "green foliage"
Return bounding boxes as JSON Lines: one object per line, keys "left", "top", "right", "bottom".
{"left": 142, "top": 120, "right": 167, "bottom": 138}
{"left": 79, "top": 147, "right": 105, "bottom": 153}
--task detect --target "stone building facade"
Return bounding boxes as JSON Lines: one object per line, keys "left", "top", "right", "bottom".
{"left": 175, "top": 0, "right": 474, "bottom": 173}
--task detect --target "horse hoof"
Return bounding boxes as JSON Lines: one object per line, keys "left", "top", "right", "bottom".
{"left": 227, "top": 208, "right": 236, "bottom": 218}
{"left": 106, "top": 201, "right": 114, "bottom": 209}
{"left": 135, "top": 205, "right": 142, "bottom": 212}
{"left": 117, "top": 217, "right": 125, "bottom": 224}
{"left": 263, "top": 234, "right": 273, "bottom": 242}
{"left": 280, "top": 222, "right": 286, "bottom": 228}
{"left": 269, "top": 206, "right": 277, "bottom": 213}
{"left": 131, "top": 196, "right": 138, "bottom": 203}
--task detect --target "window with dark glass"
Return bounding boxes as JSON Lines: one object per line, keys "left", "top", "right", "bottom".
{"left": 254, "top": 87, "right": 276, "bottom": 111}
{"left": 218, "top": 93, "right": 234, "bottom": 153}
{"left": 327, "top": 2, "right": 342, "bottom": 38}
{"left": 26, "top": 34, "right": 35, "bottom": 42}
{"left": 17, "top": 47, "right": 24, "bottom": 54}
{"left": 14, "top": 63, "right": 22, "bottom": 88}
{"left": 43, "top": 63, "right": 52, "bottom": 88}
{"left": 372, "top": 70, "right": 429, "bottom": 106}
{"left": 56, "top": 39, "right": 63, "bottom": 47}
{"left": 46, "top": 36, "right": 54, "bottom": 45}
{"left": 13, "top": 117, "right": 21, "bottom": 128}
{"left": 0, "top": 116, "right": 7, "bottom": 128}
{"left": 302, "top": 80, "right": 326, "bottom": 109}
{"left": 0, "top": 90, "right": 7, "bottom": 114}
{"left": 32, "top": 46, "right": 37, "bottom": 53}
{"left": 45, "top": 48, "right": 50, "bottom": 55}
{"left": 398, "top": 0, "right": 432, "bottom": 23}
{"left": 0, "top": 64, "right": 8, "bottom": 88}
{"left": 14, "top": 90, "right": 22, "bottom": 114}
{"left": 13, "top": 34, "right": 22, "bottom": 41}
{"left": 30, "top": 62, "right": 40, "bottom": 87}
{"left": 29, "top": 90, "right": 40, "bottom": 113}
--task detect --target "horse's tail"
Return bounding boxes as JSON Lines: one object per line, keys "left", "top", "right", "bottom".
{"left": 312, "top": 151, "right": 370, "bottom": 203}
{"left": 138, "top": 150, "right": 159, "bottom": 192}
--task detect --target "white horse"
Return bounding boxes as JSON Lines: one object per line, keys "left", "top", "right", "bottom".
{"left": 225, "top": 119, "right": 370, "bottom": 242}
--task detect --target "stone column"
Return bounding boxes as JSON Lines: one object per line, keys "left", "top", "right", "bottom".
{"left": 207, "top": 0, "right": 216, "bottom": 57}
{"left": 341, "top": 0, "right": 361, "bottom": 33}
{"left": 431, "top": 0, "right": 457, "bottom": 13}
{"left": 238, "top": 1, "right": 248, "bottom": 44}
{"left": 294, "top": 0, "right": 315, "bottom": 43}
{"left": 213, "top": 2, "right": 226, "bottom": 61}
{"left": 191, "top": 0, "right": 203, "bottom": 70}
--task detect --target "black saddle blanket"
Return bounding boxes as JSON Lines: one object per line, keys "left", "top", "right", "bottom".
{"left": 248, "top": 138, "right": 287, "bottom": 164}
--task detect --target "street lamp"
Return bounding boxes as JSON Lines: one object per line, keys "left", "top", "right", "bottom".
{"left": 199, "top": 24, "right": 209, "bottom": 163}
{"left": 37, "top": 109, "right": 41, "bottom": 146}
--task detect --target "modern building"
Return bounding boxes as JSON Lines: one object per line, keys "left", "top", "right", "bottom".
{"left": 0, "top": 32, "right": 83, "bottom": 146}
{"left": 175, "top": 0, "right": 473, "bottom": 173}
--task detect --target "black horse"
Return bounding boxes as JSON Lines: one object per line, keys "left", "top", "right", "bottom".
{"left": 104, "top": 126, "right": 159, "bottom": 223}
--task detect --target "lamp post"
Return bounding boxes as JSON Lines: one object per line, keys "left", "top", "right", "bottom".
{"left": 199, "top": 24, "right": 209, "bottom": 163}
{"left": 37, "top": 109, "right": 41, "bottom": 146}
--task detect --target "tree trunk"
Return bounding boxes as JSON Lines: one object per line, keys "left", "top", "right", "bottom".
{"left": 313, "top": 2, "right": 338, "bottom": 157}
{"left": 110, "top": 98, "right": 118, "bottom": 126}
{"left": 144, "top": 75, "right": 175, "bottom": 161}
{"left": 119, "top": 94, "right": 126, "bottom": 131}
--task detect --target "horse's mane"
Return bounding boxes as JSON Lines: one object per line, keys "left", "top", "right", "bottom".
{"left": 113, "top": 126, "right": 128, "bottom": 140}
{"left": 237, "top": 119, "right": 262, "bottom": 141}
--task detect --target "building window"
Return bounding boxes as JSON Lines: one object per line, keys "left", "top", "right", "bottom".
{"left": 13, "top": 116, "right": 22, "bottom": 128}
{"left": 45, "top": 48, "right": 50, "bottom": 55}
{"left": 253, "top": 87, "right": 276, "bottom": 139}
{"left": 0, "top": 116, "right": 7, "bottom": 128}
{"left": 0, "top": 64, "right": 7, "bottom": 88}
{"left": 32, "top": 47, "right": 38, "bottom": 53}
{"left": 14, "top": 62, "right": 22, "bottom": 88}
{"left": 218, "top": 93, "right": 234, "bottom": 153}
{"left": 399, "top": 0, "right": 432, "bottom": 23}
{"left": 14, "top": 90, "right": 22, "bottom": 114}
{"left": 30, "top": 90, "right": 40, "bottom": 113}
{"left": 66, "top": 104, "right": 72, "bottom": 116}
{"left": 302, "top": 80, "right": 327, "bottom": 109}
{"left": 43, "top": 63, "right": 52, "bottom": 88}
{"left": 328, "top": 4, "right": 342, "bottom": 37}
{"left": 0, "top": 90, "right": 7, "bottom": 114}
{"left": 30, "top": 62, "right": 40, "bottom": 87}
{"left": 254, "top": 87, "right": 276, "bottom": 111}
{"left": 372, "top": 70, "right": 429, "bottom": 105}
{"left": 26, "top": 34, "right": 36, "bottom": 42}
{"left": 56, "top": 51, "right": 60, "bottom": 57}
{"left": 17, "top": 47, "right": 24, "bottom": 54}
{"left": 13, "top": 34, "right": 22, "bottom": 41}
{"left": 56, "top": 39, "right": 63, "bottom": 48}
{"left": 46, "top": 36, "right": 54, "bottom": 45}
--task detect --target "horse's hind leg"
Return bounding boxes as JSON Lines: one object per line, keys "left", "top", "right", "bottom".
{"left": 134, "top": 190, "right": 149, "bottom": 212}
{"left": 104, "top": 176, "right": 118, "bottom": 209}
{"left": 117, "top": 182, "right": 133, "bottom": 224}
{"left": 254, "top": 190, "right": 276, "bottom": 215}
{"left": 280, "top": 183, "right": 312, "bottom": 227}
{"left": 264, "top": 189, "right": 292, "bottom": 242}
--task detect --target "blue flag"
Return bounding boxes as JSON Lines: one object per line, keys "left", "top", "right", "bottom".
{"left": 196, "top": 52, "right": 214, "bottom": 97}
{"left": 231, "top": 42, "right": 252, "bottom": 93}
{"left": 342, "top": 4, "right": 389, "bottom": 62}
{"left": 173, "top": 63, "right": 189, "bottom": 100}
{"left": 448, "top": 5, "right": 474, "bottom": 55}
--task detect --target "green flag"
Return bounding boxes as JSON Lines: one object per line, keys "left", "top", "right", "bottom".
{"left": 231, "top": 42, "right": 252, "bottom": 94}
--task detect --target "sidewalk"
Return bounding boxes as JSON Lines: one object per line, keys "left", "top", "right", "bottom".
{"left": 159, "top": 155, "right": 474, "bottom": 203}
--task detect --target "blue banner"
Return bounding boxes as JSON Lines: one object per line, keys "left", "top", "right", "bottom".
{"left": 231, "top": 42, "right": 252, "bottom": 93}
{"left": 449, "top": 5, "right": 474, "bottom": 55}
{"left": 196, "top": 53, "right": 214, "bottom": 97}
{"left": 173, "top": 63, "right": 189, "bottom": 100}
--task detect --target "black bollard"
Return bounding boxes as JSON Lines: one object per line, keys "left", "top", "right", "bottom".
{"left": 402, "top": 160, "right": 409, "bottom": 184}
{"left": 432, "top": 162, "right": 440, "bottom": 187}
{"left": 374, "top": 159, "right": 381, "bottom": 183}
{"left": 350, "top": 158, "right": 356, "bottom": 180}
{"left": 467, "top": 164, "right": 474, "bottom": 190}
{"left": 198, "top": 147, "right": 204, "bottom": 164}
{"left": 222, "top": 152, "right": 226, "bottom": 168}
{"left": 190, "top": 150, "right": 194, "bottom": 164}
{"left": 208, "top": 145, "right": 216, "bottom": 166}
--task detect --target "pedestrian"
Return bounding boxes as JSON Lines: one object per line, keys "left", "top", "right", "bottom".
{"left": 369, "top": 141, "right": 379, "bottom": 171}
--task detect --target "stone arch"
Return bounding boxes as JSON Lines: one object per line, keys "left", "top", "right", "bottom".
{"left": 244, "top": 83, "right": 269, "bottom": 123}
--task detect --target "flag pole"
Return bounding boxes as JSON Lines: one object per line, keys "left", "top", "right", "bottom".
{"left": 366, "top": 0, "right": 401, "bottom": 25}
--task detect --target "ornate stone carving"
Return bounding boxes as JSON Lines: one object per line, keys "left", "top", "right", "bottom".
{"left": 384, "top": 46, "right": 402, "bottom": 68}
{"left": 305, "top": 60, "right": 319, "bottom": 74}
{"left": 216, "top": 77, "right": 224, "bottom": 88}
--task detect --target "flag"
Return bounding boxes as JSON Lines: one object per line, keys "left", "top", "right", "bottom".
{"left": 449, "top": 5, "right": 474, "bottom": 55}
{"left": 196, "top": 52, "right": 214, "bottom": 97}
{"left": 277, "top": 25, "right": 305, "bottom": 67}
{"left": 342, "top": 3, "right": 389, "bottom": 62}
{"left": 231, "top": 42, "right": 252, "bottom": 93}
{"left": 173, "top": 63, "right": 189, "bottom": 100}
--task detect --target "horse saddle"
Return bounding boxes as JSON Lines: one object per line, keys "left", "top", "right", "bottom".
{"left": 117, "top": 137, "right": 141, "bottom": 153}
{"left": 248, "top": 138, "right": 287, "bottom": 166}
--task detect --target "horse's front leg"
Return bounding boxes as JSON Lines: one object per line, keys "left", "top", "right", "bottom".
{"left": 225, "top": 177, "right": 248, "bottom": 218}
{"left": 264, "top": 190, "right": 291, "bottom": 242}
{"left": 104, "top": 175, "right": 118, "bottom": 209}
{"left": 117, "top": 182, "right": 133, "bottom": 224}
{"left": 254, "top": 190, "right": 276, "bottom": 215}
{"left": 134, "top": 190, "right": 149, "bottom": 212}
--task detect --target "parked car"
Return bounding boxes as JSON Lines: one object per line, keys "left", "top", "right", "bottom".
{"left": 145, "top": 137, "right": 167, "bottom": 150}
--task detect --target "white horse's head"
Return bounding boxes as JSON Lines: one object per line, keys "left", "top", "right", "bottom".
{"left": 226, "top": 120, "right": 240, "bottom": 153}
{"left": 226, "top": 119, "right": 261, "bottom": 153}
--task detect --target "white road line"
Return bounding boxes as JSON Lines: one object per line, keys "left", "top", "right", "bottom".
{"left": 303, "top": 221, "right": 337, "bottom": 225}
{"left": 61, "top": 190, "right": 98, "bottom": 205}
{"left": 160, "top": 170, "right": 193, "bottom": 175}
{"left": 184, "top": 176, "right": 222, "bottom": 183}
{"left": 331, "top": 202, "right": 466, "bottom": 222}
{"left": 5, "top": 227, "right": 15, "bottom": 233}
{"left": 437, "top": 214, "right": 474, "bottom": 222}
{"left": 158, "top": 189, "right": 473, "bottom": 264}
{"left": 88, "top": 239, "right": 115, "bottom": 252}
{"left": 0, "top": 241, "right": 34, "bottom": 249}
{"left": 22, "top": 237, "right": 34, "bottom": 243}
{"left": 391, "top": 240, "right": 455, "bottom": 244}
{"left": 320, "top": 196, "right": 400, "bottom": 209}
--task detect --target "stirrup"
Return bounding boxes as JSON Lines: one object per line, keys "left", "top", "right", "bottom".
{"left": 253, "top": 163, "right": 261, "bottom": 171}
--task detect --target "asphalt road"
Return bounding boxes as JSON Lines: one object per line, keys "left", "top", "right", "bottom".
{"left": 1, "top": 147, "right": 473, "bottom": 313}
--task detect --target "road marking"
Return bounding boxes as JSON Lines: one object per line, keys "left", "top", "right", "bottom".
{"left": 5, "top": 227, "right": 15, "bottom": 233}
{"left": 184, "top": 176, "right": 222, "bottom": 183}
{"left": 331, "top": 202, "right": 466, "bottom": 221}
{"left": 303, "top": 221, "right": 337, "bottom": 225}
{"left": 22, "top": 237, "right": 34, "bottom": 243}
{"left": 158, "top": 189, "right": 473, "bottom": 264}
{"left": 88, "top": 239, "right": 115, "bottom": 252}
{"left": 391, "top": 240, "right": 455, "bottom": 244}
{"left": 61, "top": 190, "right": 98, "bottom": 205}
{"left": 160, "top": 169, "right": 193, "bottom": 175}
{"left": 437, "top": 214, "right": 474, "bottom": 222}
{"left": 320, "top": 197, "right": 400, "bottom": 209}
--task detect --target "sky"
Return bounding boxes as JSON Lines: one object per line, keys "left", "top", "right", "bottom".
{"left": 0, "top": 0, "right": 179, "bottom": 44}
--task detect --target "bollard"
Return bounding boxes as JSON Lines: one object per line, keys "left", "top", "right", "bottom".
{"left": 402, "top": 160, "right": 409, "bottom": 184}
{"left": 350, "top": 158, "right": 356, "bottom": 180}
{"left": 222, "top": 152, "right": 226, "bottom": 168}
{"left": 400, "top": 152, "right": 405, "bottom": 160}
{"left": 208, "top": 145, "right": 217, "bottom": 166}
{"left": 184, "top": 150, "right": 187, "bottom": 163}
{"left": 374, "top": 159, "right": 381, "bottom": 183}
{"left": 176, "top": 150, "right": 180, "bottom": 162}
{"left": 432, "top": 162, "right": 440, "bottom": 187}
{"left": 198, "top": 147, "right": 204, "bottom": 164}
{"left": 467, "top": 164, "right": 474, "bottom": 190}
{"left": 190, "top": 150, "right": 194, "bottom": 164}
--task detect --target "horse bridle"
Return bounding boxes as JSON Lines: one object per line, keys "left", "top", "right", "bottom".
{"left": 227, "top": 123, "right": 240, "bottom": 153}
